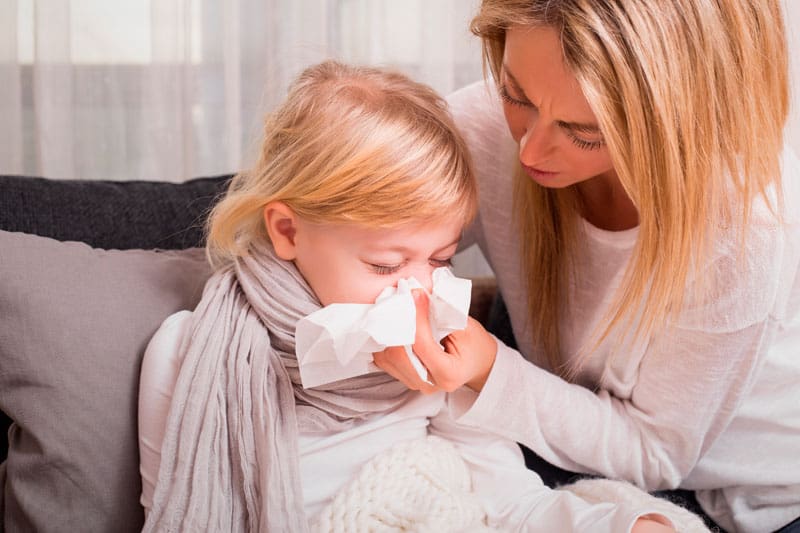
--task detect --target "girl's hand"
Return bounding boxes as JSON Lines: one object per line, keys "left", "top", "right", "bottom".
{"left": 373, "top": 290, "right": 497, "bottom": 393}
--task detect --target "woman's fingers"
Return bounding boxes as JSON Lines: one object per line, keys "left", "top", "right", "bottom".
{"left": 374, "top": 288, "right": 498, "bottom": 394}
{"left": 373, "top": 345, "right": 439, "bottom": 394}
{"left": 410, "top": 289, "right": 446, "bottom": 355}
{"left": 410, "top": 290, "right": 498, "bottom": 392}
{"left": 447, "top": 317, "right": 497, "bottom": 391}
{"left": 407, "top": 290, "right": 461, "bottom": 390}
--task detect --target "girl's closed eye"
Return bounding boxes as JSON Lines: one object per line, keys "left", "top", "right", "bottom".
{"left": 430, "top": 257, "right": 453, "bottom": 268}
{"left": 369, "top": 263, "right": 402, "bottom": 275}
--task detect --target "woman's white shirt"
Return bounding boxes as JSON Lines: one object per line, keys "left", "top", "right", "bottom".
{"left": 447, "top": 80, "right": 800, "bottom": 533}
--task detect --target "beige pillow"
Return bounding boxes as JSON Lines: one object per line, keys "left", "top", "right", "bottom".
{"left": 0, "top": 230, "right": 211, "bottom": 532}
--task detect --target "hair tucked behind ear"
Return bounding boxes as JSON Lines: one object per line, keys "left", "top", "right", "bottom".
{"left": 206, "top": 60, "right": 477, "bottom": 268}
{"left": 472, "top": 0, "right": 789, "bottom": 375}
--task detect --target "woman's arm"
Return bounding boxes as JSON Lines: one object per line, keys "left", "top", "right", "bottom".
{"left": 450, "top": 319, "right": 773, "bottom": 489}
{"left": 436, "top": 216, "right": 793, "bottom": 492}
{"left": 379, "top": 212, "right": 795, "bottom": 494}
{"left": 428, "top": 399, "right": 679, "bottom": 532}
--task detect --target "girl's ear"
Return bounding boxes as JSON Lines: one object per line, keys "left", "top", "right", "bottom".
{"left": 263, "top": 201, "right": 298, "bottom": 260}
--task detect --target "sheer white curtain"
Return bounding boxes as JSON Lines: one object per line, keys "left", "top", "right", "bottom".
{"left": 2, "top": 1, "right": 800, "bottom": 182}
{"left": 0, "top": 0, "right": 483, "bottom": 182}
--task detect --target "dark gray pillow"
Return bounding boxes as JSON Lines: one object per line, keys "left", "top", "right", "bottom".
{"left": 0, "top": 174, "right": 231, "bottom": 250}
{"left": 0, "top": 230, "right": 211, "bottom": 532}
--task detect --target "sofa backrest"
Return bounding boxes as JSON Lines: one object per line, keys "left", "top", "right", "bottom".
{"left": 0, "top": 174, "right": 232, "bottom": 464}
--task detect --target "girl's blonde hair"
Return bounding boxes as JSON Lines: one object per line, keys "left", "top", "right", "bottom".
{"left": 472, "top": 0, "right": 789, "bottom": 374}
{"left": 207, "top": 60, "right": 477, "bottom": 265}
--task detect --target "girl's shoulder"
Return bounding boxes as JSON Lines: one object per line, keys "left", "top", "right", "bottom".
{"left": 142, "top": 310, "right": 194, "bottom": 370}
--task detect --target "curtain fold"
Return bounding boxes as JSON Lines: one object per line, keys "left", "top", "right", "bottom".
{"left": 0, "top": 0, "right": 23, "bottom": 174}
{"left": 1, "top": 0, "right": 483, "bottom": 182}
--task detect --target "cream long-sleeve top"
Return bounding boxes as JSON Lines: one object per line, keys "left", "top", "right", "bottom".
{"left": 446, "top": 81, "right": 800, "bottom": 533}
{"left": 139, "top": 311, "right": 662, "bottom": 532}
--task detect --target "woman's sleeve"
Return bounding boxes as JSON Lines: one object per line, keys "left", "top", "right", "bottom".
{"left": 429, "top": 399, "right": 669, "bottom": 532}
{"left": 447, "top": 81, "right": 516, "bottom": 255}
{"left": 137, "top": 310, "right": 193, "bottom": 511}
{"left": 448, "top": 217, "right": 791, "bottom": 491}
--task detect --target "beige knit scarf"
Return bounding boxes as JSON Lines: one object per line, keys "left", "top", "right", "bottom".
{"left": 143, "top": 242, "right": 414, "bottom": 532}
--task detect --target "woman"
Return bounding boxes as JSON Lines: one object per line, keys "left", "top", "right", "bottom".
{"left": 374, "top": 2, "right": 800, "bottom": 532}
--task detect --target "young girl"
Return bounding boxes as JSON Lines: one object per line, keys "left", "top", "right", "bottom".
{"left": 138, "top": 60, "right": 696, "bottom": 532}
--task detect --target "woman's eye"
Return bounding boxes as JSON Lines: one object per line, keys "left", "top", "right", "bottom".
{"left": 499, "top": 84, "right": 530, "bottom": 108}
{"left": 566, "top": 129, "right": 605, "bottom": 151}
{"left": 369, "top": 263, "right": 401, "bottom": 275}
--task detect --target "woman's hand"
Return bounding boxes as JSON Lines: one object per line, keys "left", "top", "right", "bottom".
{"left": 373, "top": 289, "right": 497, "bottom": 393}
{"left": 631, "top": 515, "right": 676, "bottom": 533}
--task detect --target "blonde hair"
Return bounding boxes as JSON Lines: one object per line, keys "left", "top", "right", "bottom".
{"left": 207, "top": 60, "right": 477, "bottom": 265}
{"left": 472, "top": 0, "right": 789, "bottom": 374}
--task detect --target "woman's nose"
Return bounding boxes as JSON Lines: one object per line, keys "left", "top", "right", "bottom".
{"left": 519, "top": 120, "right": 554, "bottom": 166}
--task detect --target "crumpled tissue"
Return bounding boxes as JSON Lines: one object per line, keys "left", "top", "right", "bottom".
{"left": 295, "top": 267, "right": 471, "bottom": 389}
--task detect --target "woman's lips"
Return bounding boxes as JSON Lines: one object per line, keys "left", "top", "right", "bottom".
{"left": 522, "top": 163, "right": 558, "bottom": 180}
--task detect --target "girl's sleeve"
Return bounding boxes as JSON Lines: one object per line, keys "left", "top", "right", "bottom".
{"left": 137, "top": 310, "right": 193, "bottom": 512}
{"left": 448, "top": 216, "right": 793, "bottom": 491}
{"left": 428, "top": 401, "right": 672, "bottom": 532}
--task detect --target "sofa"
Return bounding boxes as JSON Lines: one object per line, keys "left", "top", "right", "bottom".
{"left": 0, "top": 173, "right": 511, "bottom": 532}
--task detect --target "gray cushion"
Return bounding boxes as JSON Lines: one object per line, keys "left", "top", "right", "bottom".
{"left": 0, "top": 230, "right": 211, "bottom": 532}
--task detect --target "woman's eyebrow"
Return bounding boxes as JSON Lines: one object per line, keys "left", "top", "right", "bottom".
{"left": 557, "top": 120, "right": 601, "bottom": 134}
{"left": 504, "top": 63, "right": 601, "bottom": 134}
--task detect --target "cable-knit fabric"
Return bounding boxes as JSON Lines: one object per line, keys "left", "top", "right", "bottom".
{"left": 561, "top": 479, "right": 710, "bottom": 533}
{"left": 312, "top": 436, "right": 495, "bottom": 533}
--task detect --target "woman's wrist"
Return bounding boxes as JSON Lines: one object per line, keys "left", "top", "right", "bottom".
{"left": 465, "top": 337, "right": 497, "bottom": 392}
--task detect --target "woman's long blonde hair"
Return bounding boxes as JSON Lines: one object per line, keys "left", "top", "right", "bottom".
{"left": 472, "top": 0, "right": 789, "bottom": 374}
{"left": 207, "top": 60, "right": 477, "bottom": 266}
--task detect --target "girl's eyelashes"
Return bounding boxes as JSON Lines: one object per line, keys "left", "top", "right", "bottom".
{"left": 430, "top": 258, "right": 453, "bottom": 268}
{"left": 368, "top": 258, "right": 453, "bottom": 275}
{"left": 369, "top": 263, "right": 402, "bottom": 275}
{"left": 566, "top": 130, "right": 605, "bottom": 151}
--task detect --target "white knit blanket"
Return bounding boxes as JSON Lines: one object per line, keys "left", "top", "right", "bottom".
{"left": 312, "top": 436, "right": 710, "bottom": 533}
{"left": 312, "top": 436, "right": 494, "bottom": 533}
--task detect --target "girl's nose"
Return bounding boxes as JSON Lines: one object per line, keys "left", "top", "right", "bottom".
{"left": 407, "top": 265, "right": 434, "bottom": 293}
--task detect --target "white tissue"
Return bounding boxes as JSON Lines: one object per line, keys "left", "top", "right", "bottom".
{"left": 295, "top": 267, "right": 472, "bottom": 389}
